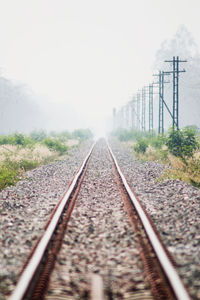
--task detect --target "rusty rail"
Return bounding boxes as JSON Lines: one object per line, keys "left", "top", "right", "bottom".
{"left": 9, "top": 143, "right": 95, "bottom": 300}
{"left": 107, "top": 141, "right": 190, "bottom": 300}
{"left": 8, "top": 139, "right": 191, "bottom": 300}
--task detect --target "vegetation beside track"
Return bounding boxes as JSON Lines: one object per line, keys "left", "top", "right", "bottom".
{"left": 111, "top": 127, "right": 200, "bottom": 188}
{"left": 0, "top": 129, "right": 93, "bottom": 190}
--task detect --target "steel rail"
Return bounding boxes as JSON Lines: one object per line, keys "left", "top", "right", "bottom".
{"left": 107, "top": 142, "right": 190, "bottom": 300}
{"left": 9, "top": 142, "right": 95, "bottom": 300}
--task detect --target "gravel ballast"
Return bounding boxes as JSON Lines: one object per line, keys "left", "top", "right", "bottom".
{"left": 0, "top": 141, "right": 92, "bottom": 299}
{"left": 109, "top": 138, "right": 200, "bottom": 300}
{"left": 0, "top": 138, "right": 199, "bottom": 299}
{"left": 45, "top": 139, "right": 153, "bottom": 299}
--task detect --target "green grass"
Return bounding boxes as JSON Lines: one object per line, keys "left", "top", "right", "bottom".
{"left": 42, "top": 138, "right": 68, "bottom": 154}
{"left": 18, "top": 159, "right": 40, "bottom": 171}
{"left": 159, "top": 156, "right": 200, "bottom": 188}
{"left": 0, "top": 133, "right": 35, "bottom": 147}
{"left": 0, "top": 128, "right": 93, "bottom": 191}
{"left": 113, "top": 127, "right": 200, "bottom": 188}
{"left": 72, "top": 128, "right": 93, "bottom": 141}
{"left": 0, "top": 158, "right": 40, "bottom": 190}
{"left": 0, "top": 167, "right": 18, "bottom": 190}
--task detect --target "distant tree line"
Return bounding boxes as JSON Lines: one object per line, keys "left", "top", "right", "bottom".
{"left": 0, "top": 76, "right": 45, "bottom": 134}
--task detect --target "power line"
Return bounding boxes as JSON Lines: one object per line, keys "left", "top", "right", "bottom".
{"left": 112, "top": 56, "right": 187, "bottom": 134}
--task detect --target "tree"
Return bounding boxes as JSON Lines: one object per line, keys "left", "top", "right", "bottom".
{"left": 0, "top": 76, "right": 45, "bottom": 134}
{"left": 154, "top": 25, "right": 200, "bottom": 129}
{"left": 166, "top": 126, "right": 199, "bottom": 161}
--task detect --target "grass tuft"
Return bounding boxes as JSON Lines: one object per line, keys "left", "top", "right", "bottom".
{"left": 112, "top": 127, "right": 200, "bottom": 188}
{"left": 0, "top": 167, "right": 18, "bottom": 190}
{"left": 0, "top": 129, "right": 93, "bottom": 191}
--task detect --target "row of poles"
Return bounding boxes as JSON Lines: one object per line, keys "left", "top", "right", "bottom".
{"left": 113, "top": 56, "right": 187, "bottom": 134}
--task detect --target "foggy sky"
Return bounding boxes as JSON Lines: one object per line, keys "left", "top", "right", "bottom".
{"left": 0, "top": 0, "right": 200, "bottom": 135}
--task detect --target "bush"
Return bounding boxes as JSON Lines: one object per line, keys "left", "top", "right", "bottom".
{"left": 166, "top": 127, "right": 199, "bottom": 160}
{"left": 72, "top": 129, "right": 93, "bottom": 140}
{"left": 150, "top": 134, "right": 167, "bottom": 149}
{"left": 2, "top": 158, "right": 20, "bottom": 170}
{"left": 0, "top": 167, "right": 18, "bottom": 190}
{"left": 0, "top": 158, "right": 40, "bottom": 190}
{"left": 43, "top": 138, "right": 68, "bottom": 154}
{"left": 118, "top": 129, "right": 139, "bottom": 142}
{"left": 58, "top": 130, "right": 72, "bottom": 141}
{"left": 29, "top": 130, "right": 47, "bottom": 142}
{"left": 0, "top": 135, "right": 13, "bottom": 145}
{"left": 0, "top": 133, "right": 34, "bottom": 147}
{"left": 182, "top": 127, "right": 200, "bottom": 156}
{"left": 189, "top": 158, "right": 200, "bottom": 188}
{"left": 117, "top": 129, "right": 132, "bottom": 141}
{"left": 18, "top": 159, "right": 39, "bottom": 171}
{"left": 13, "top": 133, "right": 26, "bottom": 145}
{"left": 111, "top": 128, "right": 144, "bottom": 142}
{"left": 134, "top": 139, "right": 148, "bottom": 154}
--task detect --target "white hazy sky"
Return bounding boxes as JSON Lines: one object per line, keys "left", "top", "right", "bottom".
{"left": 0, "top": 0, "right": 200, "bottom": 133}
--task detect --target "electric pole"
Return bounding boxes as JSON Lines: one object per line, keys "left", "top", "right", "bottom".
{"left": 148, "top": 84, "right": 154, "bottom": 134}
{"left": 130, "top": 97, "right": 136, "bottom": 129}
{"left": 141, "top": 87, "right": 146, "bottom": 132}
{"left": 153, "top": 72, "right": 170, "bottom": 134}
{"left": 137, "top": 93, "right": 141, "bottom": 130}
{"left": 165, "top": 56, "right": 187, "bottom": 130}
{"left": 125, "top": 104, "right": 130, "bottom": 129}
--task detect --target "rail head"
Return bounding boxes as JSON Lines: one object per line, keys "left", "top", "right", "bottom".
{"left": 107, "top": 141, "right": 190, "bottom": 300}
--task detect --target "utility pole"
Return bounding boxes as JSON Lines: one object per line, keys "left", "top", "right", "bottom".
{"left": 141, "top": 87, "right": 146, "bottom": 131}
{"left": 160, "top": 71, "right": 164, "bottom": 134}
{"left": 130, "top": 95, "right": 142, "bottom": 130}
{"left": 119, "top": 107, "right": 124, "bottom": 129}
{"left": 137, "top": 93, "right": 140, "bottom": 130}
{"left": 130, "top": 97, "right": 136, "bottom": 129}
{"left": 149, "top": 82, "right": 160, "bottom": 135}
{"left": 153, "top": 72, "right": 170, "bottom": 134}
{"left": 125, "top": 104, "right": 130, "bottom": 129}
{"left": 165, "top": 56, "right": 187, "bottom": 130}
{"left": 139, "top": 85, "right": 152, "bottom": 134}
{"left": 148, "top": 84, "right": 154, "bottom": 134}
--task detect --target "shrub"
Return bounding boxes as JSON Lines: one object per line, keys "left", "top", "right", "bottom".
{"left": 0, "top": 157, "right": 40, "bottom": 190}
{"left": 134, "top": 139, "right": 148, "bottom": 154}
{"left": 181, "top": 127, "right": 200, "bottom": 156}
{"left": 166, "top": 127, "right": 199, "bottom": 160}
{"left": 29, "top": 130, "right": 47, "bottom": 142}
{"left": 0, "top": 135, "right": 14, "bottom": 145}
{"left": 118, "top": 129, "right": 139, "bottom": 142}
{"left": 150, "top": 134, "right": 167, "bottom": 149}
{"left": 18, "top": 159, "right": 39, "bottom": 171}
{"left": 0, "top": 133, "right": 34, "bottom": 147}
{"left": 72, "top": 129, "right": 93, "bottom": 140}
{"left": 189, "top": 158, "right": 200, "bottom": 188}
{"left": 13, "top": 133, "right": 26, "bottom": 145}
{"left": 58, "top": 130, "right": 72, "bottom": 141}
{"left": 43, "top": 138, "right": 68, "bottom": 154}
{"left": 2, "top": 158, "right": 20, "bottom": 170}
{"left": 111, "top": 128, "right": 140, "bottom": 142}
{"left": 0, "top": 167, "right": 18, "bottom": 190}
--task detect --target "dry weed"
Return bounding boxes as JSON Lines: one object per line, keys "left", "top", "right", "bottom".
{"left": 167, "top": 153, "right": 185, "bottom": 170}
{"left": 0, "top": 144, "right": 57, "bottom": 164}
{"left": 66, "top": 139, "right": 79, "bottom": 147}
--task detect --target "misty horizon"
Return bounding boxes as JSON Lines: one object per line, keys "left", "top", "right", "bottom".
{"left": 0, "top": 1, "right": 200, "bottom": 136}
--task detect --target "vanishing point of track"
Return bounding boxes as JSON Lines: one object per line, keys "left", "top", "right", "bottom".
{"left": 9, "top": 139, "right": 190, "bottom": 300}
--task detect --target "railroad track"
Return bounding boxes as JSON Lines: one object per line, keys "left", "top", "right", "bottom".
{"left": 9, "top": 139, "right": 190, "bottom": 300}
